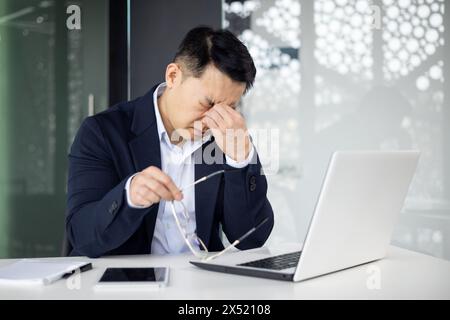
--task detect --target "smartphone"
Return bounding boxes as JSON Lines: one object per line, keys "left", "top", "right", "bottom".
{"left": 95, "top": 267, "right": 169, "bottom": 290}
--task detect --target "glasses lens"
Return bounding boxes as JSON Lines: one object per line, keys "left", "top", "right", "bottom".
{"left": 187, "top": 234, "right": 208, "bottom": 257}
{"left": 171, "top": 200, "right": 189, "bottom": 228}
{"left": 170, "top": 201, "right": 208, "bottom": 257}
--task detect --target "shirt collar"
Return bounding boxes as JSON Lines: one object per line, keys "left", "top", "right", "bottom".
{"left": 153, "top": 82, "right": 169, "bottom": 143}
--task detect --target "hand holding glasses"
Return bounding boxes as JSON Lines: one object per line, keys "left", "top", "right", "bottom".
{"left": 169, "top": 170, "right": 269, "bottom": 261}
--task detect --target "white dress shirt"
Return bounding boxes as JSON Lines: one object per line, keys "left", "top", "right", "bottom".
{"left": 124, "top": 83, "right": 254, "bottom": 254}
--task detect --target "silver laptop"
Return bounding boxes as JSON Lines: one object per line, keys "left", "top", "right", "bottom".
{"left": 190, "top": 151, "right": 420, "bottom": 282}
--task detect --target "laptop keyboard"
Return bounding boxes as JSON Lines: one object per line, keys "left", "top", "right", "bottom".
{"left": 237, "top": 251, "right": 302, "bottom": 270}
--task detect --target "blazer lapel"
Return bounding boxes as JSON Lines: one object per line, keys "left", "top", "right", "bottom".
{"left": 129, "top": 128, "right": 161, "bottom": 172}
{"left": 128, "top": 84, "right": 161, "bottom": 249}
{"left": 128, "top": 84, "right": 162, "bottom": 172}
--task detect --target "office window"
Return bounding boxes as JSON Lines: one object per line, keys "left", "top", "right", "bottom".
{"left": 0, "top": 0, "right": 108, "bottom": 258}
{"left": 224, "top": 0, "right": 449, "bottom": 259}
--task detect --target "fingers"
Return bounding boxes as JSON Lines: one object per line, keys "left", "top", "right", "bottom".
{"left": 210, "top": 105, "right": 234, "bottom": 127}
{"left": 214, "top": 103, "right": 243, "bottom": 122}
{"left": 130, "top": 166, "right": 183, "bottom": 207}
{"left": 143, "top": 166, "right": 183, "bottom": 200}
{"left": 203, "top": 104, "right": 245, "bottom": 133}
{"left": 202, "top": 116, "right": 220, "bottom": 132}
{"left": 130, "top": 179, "right": 157, "bottom": 207}
{"left": 134, "top": 185, "right": 158, "bottom": 207}
{"left": 204, "top": 109, "right": 227, "bottom": 132}
{"left": 140, "top": 173, "right": 175, "bottom": 200}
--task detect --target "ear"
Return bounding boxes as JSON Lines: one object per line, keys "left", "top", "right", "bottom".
{"left": 165, "top": 63, "right": 182, "bottom": 89}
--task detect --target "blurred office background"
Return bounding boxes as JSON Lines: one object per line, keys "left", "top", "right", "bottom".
{"left": 0, "top": 0, "right": 448, "bottom": 260}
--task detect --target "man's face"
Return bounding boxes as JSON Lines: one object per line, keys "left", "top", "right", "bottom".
{"left": 165, "top": 64, "right": 246, "bottom": 141}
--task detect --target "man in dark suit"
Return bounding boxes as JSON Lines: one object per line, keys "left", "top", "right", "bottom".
{"left": 66, "top": 26, "right": 274, "bottom": 258}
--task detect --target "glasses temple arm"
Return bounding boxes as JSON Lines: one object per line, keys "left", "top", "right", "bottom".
{"left": 180, "top": 170, "right": 225, "bottom": 192}
{"left": 205, "top": 240, "right": 239, "bottom": 261}
{"left": 204, "top": 217, "right": 270, "bottom": 261}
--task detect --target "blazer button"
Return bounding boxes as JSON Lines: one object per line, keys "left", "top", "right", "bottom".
{"left": 249, "top": 176, "right": 256, "bottom": 184}
{"left": 109, "top": 201, "right": 118, "bottom": 214}
{"left": 249, "top": 183, "right": 256, "bottom": 192}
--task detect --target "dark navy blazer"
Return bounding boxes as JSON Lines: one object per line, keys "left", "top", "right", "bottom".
{"left": 66, "top": 84, "right": 274, "bottom": 258}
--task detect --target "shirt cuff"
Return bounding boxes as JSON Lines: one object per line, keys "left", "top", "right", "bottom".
{"left": 225, "top": 143, "right": 255, "bottom": 169}
{"left": 125, "top": 173, "right": 149, "bottom": 209}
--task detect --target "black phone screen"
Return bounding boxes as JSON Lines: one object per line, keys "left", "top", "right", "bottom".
{"left": 99, "top": 267, "right": 167, "bottom": 282}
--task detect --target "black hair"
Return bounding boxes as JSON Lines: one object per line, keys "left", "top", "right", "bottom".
{"left": 174, "top": 26, "right": 256, "bottom": 93}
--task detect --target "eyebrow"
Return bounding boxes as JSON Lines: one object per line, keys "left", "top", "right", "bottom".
{"left": 202, "top": 97, "right": 238, "bottom": 108}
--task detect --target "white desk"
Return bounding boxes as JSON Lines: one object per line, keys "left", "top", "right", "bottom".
{"left": 0, "top": 246, "right": 449, "bottom": 299}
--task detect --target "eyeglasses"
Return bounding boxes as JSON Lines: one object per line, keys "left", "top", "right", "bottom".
{"left": 169, "top": 170, "right": 269, "bottom": 261}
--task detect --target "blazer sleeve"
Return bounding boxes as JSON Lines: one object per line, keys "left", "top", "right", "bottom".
{"left": 221, "top": 152, "right": 274, "bottom": 250}
{"left": 66, "top": 117, "right": 151, "bottom": 258}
